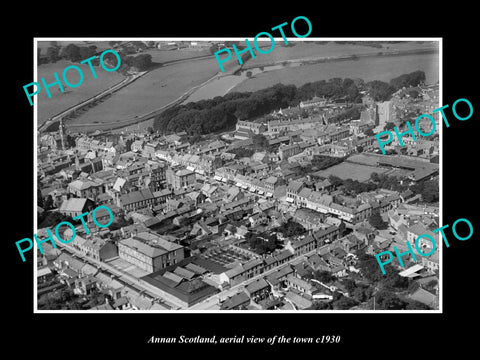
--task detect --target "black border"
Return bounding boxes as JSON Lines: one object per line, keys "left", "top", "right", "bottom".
{"left": 8, "top": 4, "right": 478, "bottom": 355}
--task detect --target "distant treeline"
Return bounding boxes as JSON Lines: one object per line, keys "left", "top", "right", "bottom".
{"left": 153, "top": 70, "right": 426, "bottom": 135}
{"left": 331, "top": 41, "right": 423, "bottom": 48}
{"left": 38, "top": 43, "right": 153, "bottom": 72}
{"left": 367, "top": 70, "right": 426, "bottom": 102}
{"left": 153, "top": 77, "right": 365, "bottom": 135}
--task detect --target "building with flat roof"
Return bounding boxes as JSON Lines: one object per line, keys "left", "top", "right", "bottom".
{"left": 166, "top": 167, "right": 196, "bottom": 190}
{"left": 118, "top": 232, "right": 184, "bottom": 273}
{"left": 119, "top": 188, "right": 155, "bottom": 212}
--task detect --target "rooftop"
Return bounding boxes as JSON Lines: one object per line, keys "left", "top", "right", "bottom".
{"left": 59, "top": 198, "right": 88, "bottom": 213}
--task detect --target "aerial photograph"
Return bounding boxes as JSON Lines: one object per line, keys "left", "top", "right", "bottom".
{"left": 35, "top": 38, "right": 440, "bottom": 311}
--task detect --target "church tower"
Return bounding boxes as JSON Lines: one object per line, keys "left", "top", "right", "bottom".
{"left": 58, "top": 117, "right": 66, "bottom": 151}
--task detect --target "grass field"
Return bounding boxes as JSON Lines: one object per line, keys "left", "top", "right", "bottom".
{"left": 67, "top": 56, "right": 220, "bottom": 127}
{"left": 346, "top": 153, "right": 386, "bottom": 166}
{"left": 182, "top": 73, "right": 247, "bottom": 104}
{"left": 313, "top": 162, "right": 390, "bottom": 182}
{"left": 37, "top": 40, "right": 114, "bottom": 52}
{"left": 36, "top": 41, "right": 439, "bottom": 133}
{"left": 231, "top": 52, "right": 439, "bottom": 93}
{"left": 241, "top": 40, "right": 438, "bottom": 68}
{"left": 143, "top": 48, "right": 212, "bottom": 63}
{"left": 110, "top": 118, "right": 155, "bottom": 134}
{"left": 36, "top": 59, "right": 126, "bottom": 124}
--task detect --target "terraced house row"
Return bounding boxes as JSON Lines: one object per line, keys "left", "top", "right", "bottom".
{"left": 219, "top": 225, "right": 340, "bottom": 286}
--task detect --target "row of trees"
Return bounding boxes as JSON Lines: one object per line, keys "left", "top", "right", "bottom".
{"left": 38, "top": 43, "right": 153, "bottom": 72}
{"left": 275, "top": 219, "right": 306, "bottom": 238}
{"left": 366, "top": 70, "right": 426, "bottom": 102}
{"left": 227, "top": 147, "right": 255, "bottom": 159}
{"left": 327, "top": 175, "right": 379, "bottom": 196}
{"left": 153, "top": 71, "right": 425, "bottom": 135}
{"left": 312, "top": 155, "right": 344, "bottom": 171}
{"left": 410, "top": 180, "right": 438, "bottom": 203}
{"left": 306, "top": 247, "right": 433, "bottom": 310}
{"left": 38, "top": 210, "right": 77, "bottom": 229}
{"left": 153, "top": 76, "right": 369, "bottom": 135}
{"left": 354, "top": 249, "right": 431, "bottom": 309}
{"left": 368, "top": 212, "right": 389, "bottom": 230}
{"left": 245, "top": 232, "right": 281, "bottom": 255}
{"left": 38, "top": 43, "right": 97, "bottom": 64}
{"left": 369, "top": 172, "right": 408, "bottom": 192}
{"left": 356, "top": 249, "right": 410, "bottom": 288}
{"left": 328, "top": 105, "right": 363, "bottom": 124}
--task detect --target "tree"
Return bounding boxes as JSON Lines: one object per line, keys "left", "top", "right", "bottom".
{"left": 332, "top": 294, "right": 359, "bottom": 310}
{"left": 390, "top": 71, "right": 426, "bottom": 89}
{"left": 342, "top": 279, "right": 357, "bottom": 294}
{"left": 43, "top": 195, "right": 53, "bottom": 210}
{"left": 384, "top": 122, "right": 395, "bottom": 131}
{"left": 364, "top": 127, "right": 375, "bottom": 136}
{"left": 46, "top": 46, "right": 61, "bottom": 63}
{"left": 406, "top": 300, "right": 431, "bottom": 310}
{"left": 329, "top": 106, "right": 362, "bottom": 124}
{"left": 375, "top": 290, "right": 408, "bottom": 310}
{"left": 313, "top": 270, "right": 336, "bottom": 284}
{"left": 424, "top": 279, "right": 438, "bottom": 292}
{"left": 125, "top": 138, "right": 134, "bottom": 152}
{"left": 328, "top": 175, "right": 343, "bottom": 188}
{"left": 381, "top": 270, "right": 409, "bottom": 290}
{"left": 228, "top": 147, "right": 255, "bottom": 158}
{"left": 129, "top": 53, "right": 153, "bottom": 71}
{"left": 277, "top": 219, "right": 306, "bottom": 237}
{"left": 38, "top": 211, "right": 75, "bottom": 228}
{"left": 37, "top": 189, "right": 44, "bottom": 208}
{"left": 65, "top": 134, "right": 76, "bottom": 149}
{"left": 208, "top": 44, "right": 218, "bottom": 55}
{"left": 61, "top": 44, "right": 81, "bottom": 62}
{"left": 37, "top": 48, "right": 44, "bottom": 65}
{"left": 252, "top": 133, "right": 268, "bottom": 151}
{"left": 309, "top": 301, "right": 332, "bottom": 310}
{"left": 246, "top": 71, "right": 253, "bottom": 78}
{"left": 356, "top": 249, "right": 385, "bottom": 283}
{"left": 246, "top": 232, "right": 280, "bottom": 255}
{"left": 405, "top": 88, "right": 420, "bottom": 99}
{"left": 151, "top": 72, "right": 420, "bottom": 136}
{"left": 78, "top": 46, "right": 96, "bottom": 61}
{"left": 408, "top": 280, "right": 420, "bottom": 293}
{"left": 370, "top": 172, "right": 380, "bottom": 183}
{"left": 368, "top": 212, "right": 388, "bottom": 230}
{"left": 312, "top": 155, "right": 343, "bottom": 170}
{"left": 351, "top": 285, "right": 373, "bottom": 303}
{"left": 411, "top": 180, "right": 438, "bottom": 203}
{"left": 366, "top": 80, "right": 396, "bottom": 102}
{"left": 102, "top": 51, "right": 124, "bottom": 70}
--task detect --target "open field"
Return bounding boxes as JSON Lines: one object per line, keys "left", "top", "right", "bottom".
{"left": 37, "top": 59, "right": 126, "bottom": 124}
{"left": 66, "top": 57, "right": 220, "bottom": 127}
{"left": 143, "top": 48, "right": 212, "bottom": 63}
{"left": 37, "top": 40, "right": 114, "bottom": 51}
{"left": 313, "top": 162, "right": 390, "bottom": 182}
{"left": 181, "top": 74, "right": 247, "bottom": 104}
{"left": 241, "top": 40, "right": 439, "bottom": 68}
{"left": 346, "top": 153, "right": 386, "bottom": 166}
{"left": 230, "top": 52, "right": 439, "bottom": 93}
{"left": 36, "top": 41, "right": 439, "bottom": 134}
{"left": 110, "top": 118, "right": 155, "bottom": 134}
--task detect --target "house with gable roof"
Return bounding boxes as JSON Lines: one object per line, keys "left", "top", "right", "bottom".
{"left": 59, "top": 198, "right": 94, "bottom": 217}
{"left": 118, "top": 232, "right": 184, "bottom": 273}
